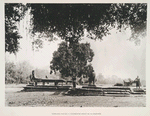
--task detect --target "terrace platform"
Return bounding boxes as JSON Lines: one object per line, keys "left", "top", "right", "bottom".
{"left": 23, "top": 85, "right": 72, "bottom": 91}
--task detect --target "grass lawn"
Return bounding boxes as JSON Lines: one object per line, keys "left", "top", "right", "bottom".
{"left": 5, "top": 84, "right": 146, "bottom": 107}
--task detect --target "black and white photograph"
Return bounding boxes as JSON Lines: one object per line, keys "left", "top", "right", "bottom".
{"left": 1, "top": 1, "right": 150, "bottom": 116}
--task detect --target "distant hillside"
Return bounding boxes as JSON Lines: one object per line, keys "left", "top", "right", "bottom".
{"left": 95, "top": 73, "right": 146, "bottom": 86}
{"left": 95, "top": 73, "right": 123, "bottom": 85}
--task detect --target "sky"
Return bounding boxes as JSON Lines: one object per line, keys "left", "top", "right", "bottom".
{"left": 81, "top": 29, "right": 146, "bottom": 80}
{"left": 5, "top": 10, "right": 146, "bottom": 80}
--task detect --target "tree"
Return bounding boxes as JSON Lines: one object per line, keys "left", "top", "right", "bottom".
{"left": 83, "top": 64, "right": 95, "bottom": 85}
{"left": 109, "top": 4, "right": 147, "bottom": 44}
{"left": 50, "top": 41, "right": 94, "bottom": 88}
{"left": 5, "top": 3, "right": 27, "bottom": 54}
{"left": 5, "top": 61, "right": 33, "bottom": 84}
{"left": 5, "top": 3, "right": 147, "bottom": 53}
{"left": 29, "top": 4, "right": 147, "bottom": 44}
{"left": 5, "top": 62, "right": 16, "bottom": 83}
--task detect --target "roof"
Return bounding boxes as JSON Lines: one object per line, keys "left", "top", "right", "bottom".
{"left": 33, "top": 78, "right": 66, "bottom": 82}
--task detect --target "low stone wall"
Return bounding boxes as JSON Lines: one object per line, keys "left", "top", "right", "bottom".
{"left": 67, "top": 88, "right": 104, "bottom": 96}
{"left": 66, "top": 86, "right": 131, "bottom": 96}
{"left": 23, "top": 85, "right": 71, "bottom": 91}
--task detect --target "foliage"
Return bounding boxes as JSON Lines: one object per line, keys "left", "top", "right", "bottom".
{"left": 5, "top": 61, "right": 33, "bottom": 84}
{"left": 110, "top": 4, "right": 147, "bottom": 32}
{"left": 50, "top": 41, "right": 94, "bottom": 79}
{"left": 5, "top": 60, "right": 60, "bottom": 84}
{"left": 29, "top": 3, "right": 147, "bottom": 43}
{"left": 96, "top": 73, "right": 123, "bottom": 84}
{"left": 5, "top": 62, "right": 16, "bottom": 83}
{"left": 5, "top": 3, "right": 27, "bottom": 54}
{"left": 82, "top": 64, "right": 95, "bottom": 85}
{"left": 5, "top": 3, "right": 147, "bottom": 53}
{"left": 109, "top": 3, "right": 147, "bottom": 44}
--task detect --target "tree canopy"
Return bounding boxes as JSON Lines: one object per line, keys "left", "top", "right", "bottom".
{"left": 5, "top": 3, "right": 27, "bottom": 54}
{"left": 50, "top": 41, "right": 94, "bottom": 79}
{"left": 83, "top": 64, "right": 95, "bottom": 85}
{"left": 29, "top": 3, "right": 147, "bottom": 43}
{"left": 5, "top": 3, "right": 147, "bottom": 53}
{"left": 5, "top": 61, "right": 33, "bottom": 84}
